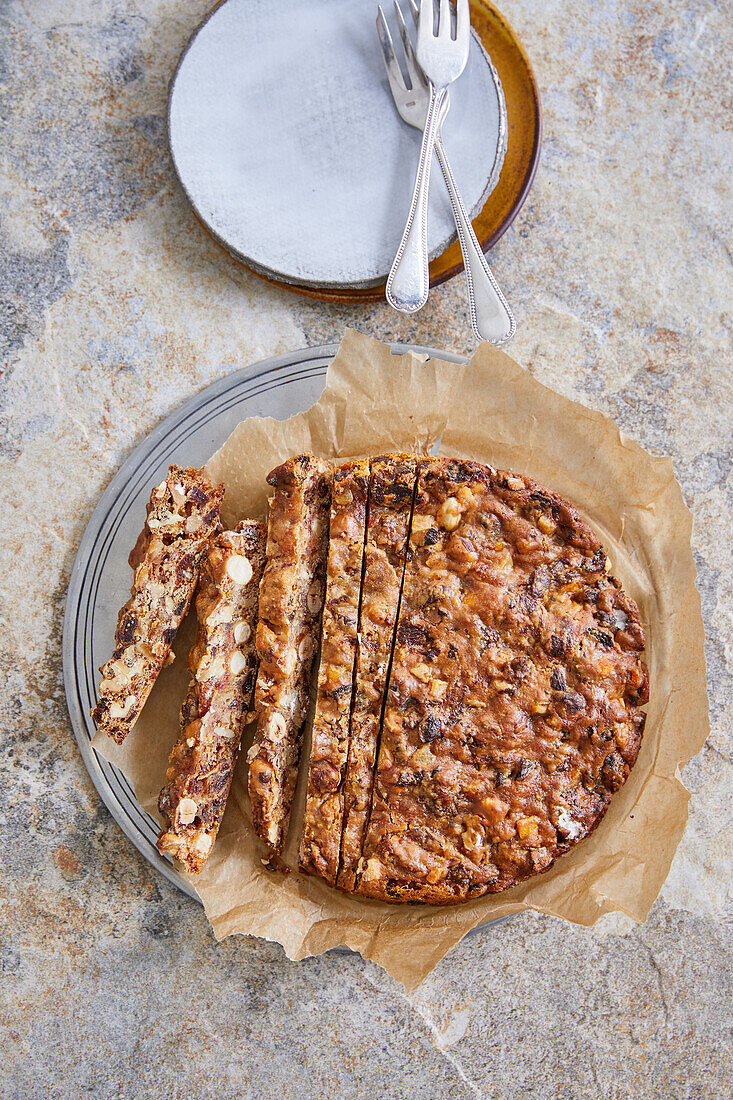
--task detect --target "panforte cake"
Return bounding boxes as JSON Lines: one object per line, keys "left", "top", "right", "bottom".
{"left": 121, "top": 449, "right": 647, "bottom": 905}
{"left": 248, "top": 454, "right": 333, "bottom": 853}
{"left": 354, "top": 458, "right": 648, "bottom": 903}
{"left": 92, "top": 465, "right": 223, "bottom": 743}
{"left": 157, "top": 520, "right": 266, "bottom": 873}
{"left": 299, "top": 458, "right": 370, "bottom": 883}
{"left": 337, "top": 454, "right": 418, "bottom": 892}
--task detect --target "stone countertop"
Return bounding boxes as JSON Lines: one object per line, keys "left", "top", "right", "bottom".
{"left": 1, "top": 0, "right": 731, "bottom": 1096}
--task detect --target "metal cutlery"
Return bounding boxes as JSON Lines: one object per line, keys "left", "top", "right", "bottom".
{"left": 379, "top": 0, "right": 515, "bottom": 343}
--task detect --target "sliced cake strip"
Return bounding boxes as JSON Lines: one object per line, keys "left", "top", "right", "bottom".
{"left": 299, "top": 457, "right": 370, "bottom": 884}
{"left": 248, "top": 454, "right": 333, "bottom": 852}
{"left": 157, "top": 521, "right": 266, "bottom": 873}
{"left": 92, "top": 465, "right": 224, "bottom": 743}
{"left": 336, "top": 454, "right": 418, "bottom": 892}
{"left": 356, "top": 458, "right": 648, "bottom": 904}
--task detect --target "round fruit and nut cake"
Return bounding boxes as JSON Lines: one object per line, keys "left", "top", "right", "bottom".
{"left": 93, "top": 454, "right": 648, "bottom": 905}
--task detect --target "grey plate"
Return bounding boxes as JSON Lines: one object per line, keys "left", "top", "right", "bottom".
{"left": 168, "top": 0, "right": 507, "bottom": 290}
{"left": 63, "top": 342, "right": 508, "bottom": 939}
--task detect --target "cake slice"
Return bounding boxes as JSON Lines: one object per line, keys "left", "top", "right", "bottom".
{"left": 92, "top": 465, "right": 223, "bottom": 743}
{"left": 336, "top": 454, "right": 417, "bottom": 892}
{"left": 248, "top": 454, "right": 333, "bottom": 852}
{"left": 298, "top": 457, "right": 369, "bottom": 884}
{"left": 157, "top": 521, "right": 266, "bottom": 873}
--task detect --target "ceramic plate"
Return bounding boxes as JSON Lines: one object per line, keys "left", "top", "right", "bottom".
{"left": 169, "top": 0, "right": 511, "bottom": 291}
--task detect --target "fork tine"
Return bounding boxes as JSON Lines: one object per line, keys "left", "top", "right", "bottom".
{"left": 394, "top": 0, "right": 426, "bottom": 89}
{"left": 417, "top": 0, "right": 433, "bottom": 52}
{"left": 438, "top": 0, "right": 451, "bottom": 37}
{"left": 394, "top": 0, "right": 411, "bottom": 54}
{"left": 454, "top": 0, "right": 469, "bottom": 44}
{"left": 408, "top": 0, "right": 419, "bottom": 30}
{"left": 376, "top": 5, "right": 407, "bottom": 94}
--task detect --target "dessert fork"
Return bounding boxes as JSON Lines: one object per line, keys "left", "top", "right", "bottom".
{"left": 378, "top": 1, "right": 515, "bottom": 343}
{"left": 386, "top": 0, "right": 469, "bottom": 315}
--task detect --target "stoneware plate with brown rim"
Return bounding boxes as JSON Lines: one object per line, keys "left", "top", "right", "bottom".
{"left": 168, "top": 0, "right": 541, "bottom": 303}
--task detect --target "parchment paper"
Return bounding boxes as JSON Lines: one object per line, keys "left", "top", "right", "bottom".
{"left": 95, "top": 329, "right": 709, "bottom": 991}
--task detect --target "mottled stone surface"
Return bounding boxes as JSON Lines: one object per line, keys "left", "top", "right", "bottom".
{"left": 0, "top": 0, "right": 731, "bottom": 1096}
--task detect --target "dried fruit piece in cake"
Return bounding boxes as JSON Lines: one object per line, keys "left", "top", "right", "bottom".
{"left": 248, "top": 454, "right": 333, "bottom": 852}
{"left": 336, "top": 454, "right": 418, "bottom": 892}
{"left": 355, "top": 458, "right": 648, "bottom": 904}
{"left": 298, "top": 458, "right": 369, "bottom": 884}
{"left": 92, "top": 465, "right": 224, "bottom": 743}
{"left": 157, "top": 521, "right": 266, "bottom": 873}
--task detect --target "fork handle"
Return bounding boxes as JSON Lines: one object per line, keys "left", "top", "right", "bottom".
{"left": 386, "top": 84, "right": 443, "bottom": 313}
{"left": 434, "top": 136, "right": 516, "bottom": 344}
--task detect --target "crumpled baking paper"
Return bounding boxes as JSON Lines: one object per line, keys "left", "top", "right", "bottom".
{"left": 95, "top": 329, "right": 708, "bottom": 991}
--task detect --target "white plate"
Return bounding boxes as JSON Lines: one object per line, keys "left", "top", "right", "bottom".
{"left": 168, "top": 0, "right": 507, "bottom": 289}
